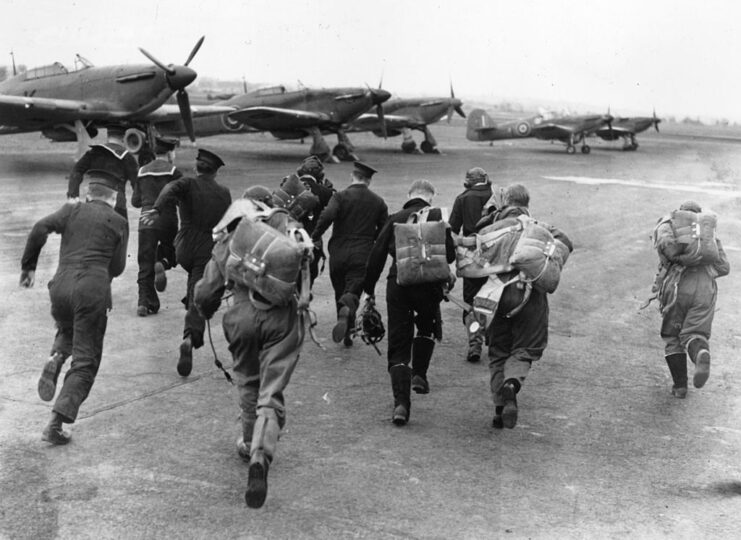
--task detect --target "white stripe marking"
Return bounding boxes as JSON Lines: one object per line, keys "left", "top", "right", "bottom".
{"left": 542, "top": 176, "right": 741, "bottom": 197}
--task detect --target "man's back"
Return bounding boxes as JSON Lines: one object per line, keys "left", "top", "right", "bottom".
{"left": 23, "top": 200, "right": 128, "bottom": 278}
{"left": 314, "top": 183, "right": 387, "bottom": 245}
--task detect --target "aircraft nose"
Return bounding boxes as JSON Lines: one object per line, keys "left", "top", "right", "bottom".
{"left": 371, "top": 88, "right": 391, "bottom": 105}
{"left": 167, "top": 65, "right": 197, "bottom": 91}
{"left": 604, "top": 113, "right": 614, "bottom": 123}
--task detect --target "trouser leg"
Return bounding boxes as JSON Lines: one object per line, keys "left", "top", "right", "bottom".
{"left": 137, "top": 229, "right": 159, "bottom": 311}
{"left": 411, "top": 336, "right": 434, "bottom": 380}
{"left": 239, "top": 381, "right": 260, "bottom": 445}
{"left": 183, "top": 263, "right": 207, "bottom": 348}
{"left": 389, "top": 363, "right": 412, "bottom": 409}
{"left": 52, "top": 309, "right": 107, "bottom": 423}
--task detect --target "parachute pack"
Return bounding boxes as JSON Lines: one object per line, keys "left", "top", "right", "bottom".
{"left": 224, "top": 207, "right": 313, "bottom": 306}
{"left": 456, "top": 214, "right": 570, "bottom": 294}
{"left": 394, "top": 207, "right": 451, "bottom": 286}
{"left": 653, "top": 210, "right": 720, "bottom": 267}
{"left": 272, "top": 174, "right": 320, "bottom": 222}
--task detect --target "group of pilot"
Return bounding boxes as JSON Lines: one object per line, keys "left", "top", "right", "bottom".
{"left": 19, "top": 135, "right": 729, "bottom": 509}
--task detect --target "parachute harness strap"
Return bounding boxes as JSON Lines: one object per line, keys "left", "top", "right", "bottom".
{"left": 207, "top": 319, "right": 233, "bottom": 384}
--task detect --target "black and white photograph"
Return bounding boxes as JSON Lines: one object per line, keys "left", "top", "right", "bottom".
{"left": 1, "top": 0, "right": 740, "bottom": 538}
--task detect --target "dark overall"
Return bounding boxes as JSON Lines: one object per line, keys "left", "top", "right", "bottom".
{"left": 153, "top": 173, "right": 231, "bottom": 348}
{"left": 364, "top": 199, "right": 456, "bottom": 416}
{"left": 132, "top": 159, "right": 181, "bottom": 312}
{"left": 21, "top": 201, "right": 127, "bottom": 422}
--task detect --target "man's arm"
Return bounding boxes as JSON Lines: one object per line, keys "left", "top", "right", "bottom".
{"left": 448, "top": 196, "right": 463, "bottom": 235}
{"left": 20, "top": 204, "right": 73, "bottom": 285}
{"left": 712, "top": 239, "right": 730, "bottom": 278}
{"left": 109, "top": 222, "right": 129, "bottom": 278}
{"left": 363, "top": 218, "right": 393, "bottom": 296}
{"left": 194, "top": 252, "right": 227, "bottom": 320}
{"left": 373, "top": 200, "right": 389, "bottom": 240}
{"left": 311, "top": 192, "right": 341, "bottom": 241}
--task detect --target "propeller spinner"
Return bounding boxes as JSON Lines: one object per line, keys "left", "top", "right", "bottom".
{"left": 139, "top": 36, "right": 204, "bottom": 142}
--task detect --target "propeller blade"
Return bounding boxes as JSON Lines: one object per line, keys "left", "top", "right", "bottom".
{"left": 139, "top": 47, "right": 175, "bottom": 75}
{"left": 450, "top": 78, "right": 455, "bottom": 99}
{"left": 177, "top": 89, "right": 195, "bottom": 142}
{"left": 446, "top": 104, "right": 455, "bottom": 124}
{"left": 376, "top": 104, "right": 387, "bottom": 139}
{"left": 455, "top": 105, "right": 466, "bottom": 118}
{"left": 653, "top": 108, "right": 660, "bottom": 132}
{"left": 184, "top": 35, "right": 205, "bottom": 66}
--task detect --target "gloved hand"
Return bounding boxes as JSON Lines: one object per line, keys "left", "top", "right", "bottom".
{"left": 140, "top": 209, "right": 160, "bottom": 227}
{"left": 445, "top": 272, "right": 457, "bottom": 293}
{"left": 19, "top": 269, "right": 35, "bottom": 288}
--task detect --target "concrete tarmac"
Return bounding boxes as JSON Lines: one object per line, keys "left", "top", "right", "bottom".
{"left": 1, "top": 125, "right": 740, "bottom": 539}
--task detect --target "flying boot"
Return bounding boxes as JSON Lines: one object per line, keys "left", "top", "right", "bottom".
{"left": 245, "top": 412, "right": 281, "bottom": 509}
{"left": 41, "top": 412, "right": 71, "bottom": 445}
{"left": 411, "top": 336, "right": 434, "bottom": 394}
{"left": 502, "top": 379, "right": 520, "bottom": 429}
{"left": 177, "top": 337, "right": 193, "bottom": 376}
{"left": 687, "top": 337, "right": 711, "bottom": 388}
{"left": 390, "top": 363, "right": 412, "bottom": 425}
{"left": 665, "top": 353, "right": 688, "bottom": 398}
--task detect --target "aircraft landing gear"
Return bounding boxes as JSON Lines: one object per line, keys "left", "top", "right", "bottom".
{"left": 581, "top": 145, "right": 591, "bottom": 154}
{"left": 308, "top": 126, "right": 334, "bottom": 163}
{"left": 566, "top": 145, "right": 576, "bottom": 155}
{"left": 421, "top": 127, "right": 440, "bottom": 154}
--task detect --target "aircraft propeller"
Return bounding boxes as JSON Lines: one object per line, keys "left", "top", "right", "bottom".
{"left": 652, "top": 108, "right": 661, "bottom": 132}
{"left": 139, "top": 36, "right": 203, "bottom": 142}
{"left": 366, "top": 83, "right": 390, "bottom": 138}
{"left": 446, "top": 80, "right": 466, "bottom": 123}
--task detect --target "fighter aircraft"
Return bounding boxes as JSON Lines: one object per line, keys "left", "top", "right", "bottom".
{"left": 592, "top": 110, "right": 661, "bottom": 151}
{"left": 348, "top": 84, "right": 466, "bottom": 154}
{"left": 467, "top": 108, "right": 614, "bottom": 154}
{"left": 155, "top": 84, "right": 391, "bottom": 162}
{"left": 0, "top": 37, "right": 229, "bottom": 155}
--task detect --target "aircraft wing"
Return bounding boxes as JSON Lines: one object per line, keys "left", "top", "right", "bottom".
{"left": 228, "top": 106, "right": 332, "bottom": 130}
{"left": 594, "top": 124, "right": 632, "bottom": 140}
{"left": 0, "top": 94, "right": 118, "bottom": 123}
{"left": 351, "top": 113, "right": 425, "bottom": 132}
{"left": 530, "top": 122, "right": 577, "bottom": 139}
{"left": 145, "top": 104, "right": 237, "bottom": 121}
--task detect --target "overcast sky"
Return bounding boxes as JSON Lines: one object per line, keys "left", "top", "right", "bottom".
{"left": 3, "top": 0, "right": 740, "bottom": 121}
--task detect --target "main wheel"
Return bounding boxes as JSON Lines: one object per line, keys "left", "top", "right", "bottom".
{"left": 332, "top": 144, "right": 352, "bottom": 161}
{"left": 566, "top": 145, "right": 576, "bottom": 155}
{"left": 123, "top": 128, "right": 145, "bottom": 154}
{"left": 401, "top": 141, "right": 417, "bottom": 154}
{"left": 581, "top": 145, "right": 591, "bottom": 154}
{"left": 420, "top": 140, "right": 439, "bottom": 154}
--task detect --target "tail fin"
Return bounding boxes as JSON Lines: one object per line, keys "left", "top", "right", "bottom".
{"left": 466, "top": 109, "right": 495, "bottom": 141}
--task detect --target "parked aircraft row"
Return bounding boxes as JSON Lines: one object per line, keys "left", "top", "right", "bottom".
{"left": 466, "top": 108, "right": 661, "bottom": 153}
{"left": 0, "top": 39, "right": 659, "bottom": 161}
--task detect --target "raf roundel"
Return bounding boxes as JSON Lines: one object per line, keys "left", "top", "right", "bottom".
{"left": 516, "top": 121, "right": 531, "bottom": 137}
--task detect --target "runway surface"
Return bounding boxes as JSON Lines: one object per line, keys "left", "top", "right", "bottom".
{"left": 1, "top": 124, "right": 740, "bottom": 539}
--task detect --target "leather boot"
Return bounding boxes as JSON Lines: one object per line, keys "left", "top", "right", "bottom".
{"left": 245, "top": 450, "right": 269, "bottom": 509}
{"left": 42, "top": 412, "right": 71, "bottom": 445}
{"left": 411, "top": 336, "right": 434, "bottom": 394}
{"left": 665, "top": 353, "right": 688, "bottom": 398}
{"left": 502, "top": 379, "right": 520, "bottom": 429}
{"left": 389, "top": 363, "right": 412, "bottom": 425}
{"left": 687, "top": 338, "right": 711, "bottom": 388}
{"left": 177, "top": 337, "right": 193, "bottom": 376}
{"left": 38, "top": 352, "right": 66, "bottom": 402}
